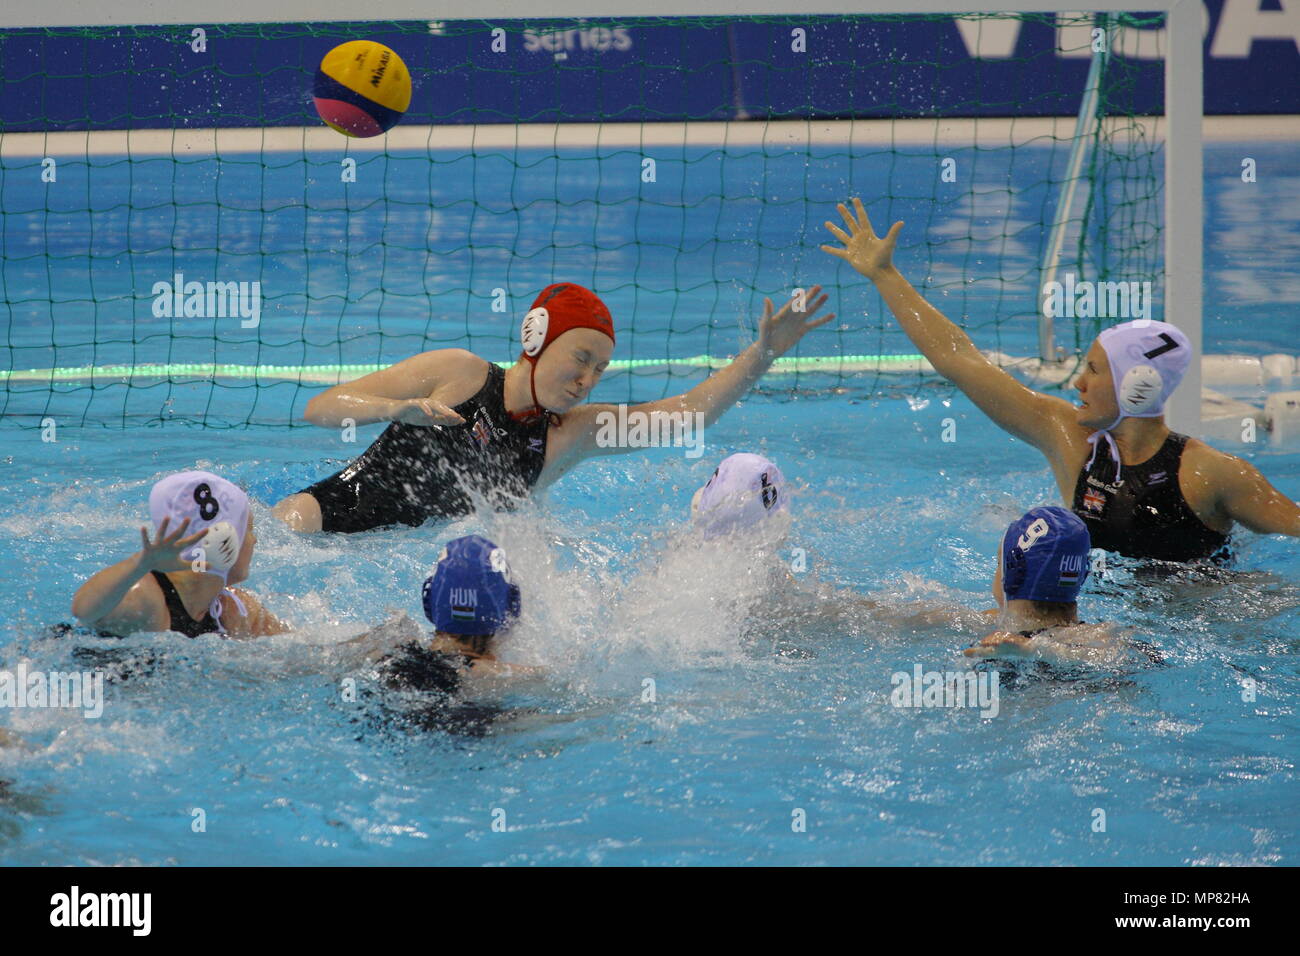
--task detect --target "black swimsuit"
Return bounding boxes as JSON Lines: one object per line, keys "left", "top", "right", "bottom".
{"left": 377, "top": 641, "right": 472, "bottom": 695}
{"left": 150, "top": 571, "right": 221, "bottom": 638}
{"left": 301, "top": 363, "right": 550, "bottom": 533}
{"left": 372, "top": 641, "right": 500, "bottom": 736}
{"left": 1071, "top": 432, "right": 1231, "bottom": 563}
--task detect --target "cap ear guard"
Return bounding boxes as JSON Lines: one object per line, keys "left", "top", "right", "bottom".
{"left": 421, "top": 574, "right": 438, "bottom": 624}
{"left": 521, "top": 307, "right": 549, "bottom": 357}
{"left": 759, "top": 470, "right": 779, "bottom": 511}
{"left": 192, "top": 520, "right": 241, "bottom": 574}
{"left": 1117, "top": 364, "right": 1164, "bottom": 415}
{"left": 1002, "top": 546, "right": 1028, "bottom": 600}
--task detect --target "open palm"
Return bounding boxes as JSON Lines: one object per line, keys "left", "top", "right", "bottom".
{"left": 756, "top": 284, "right": 835, "bottom": 358}
{"left": 821, "top": 197, "right": 904, "bottom": 281}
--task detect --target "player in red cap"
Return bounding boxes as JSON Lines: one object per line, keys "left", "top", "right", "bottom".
{"left": 274, "top": 282, "right": 832, "bottom": 532}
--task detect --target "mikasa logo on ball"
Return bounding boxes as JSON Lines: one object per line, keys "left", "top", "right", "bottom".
{"left": 369, "top": 48, "right": 391, "bottom": 87}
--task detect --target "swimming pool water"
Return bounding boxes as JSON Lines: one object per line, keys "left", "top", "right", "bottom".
{"left": 0, "top": 389, "right": 1297, "bottom": 865}
{"left": 0, "top": 138, "right": 1298, "bottom": 865}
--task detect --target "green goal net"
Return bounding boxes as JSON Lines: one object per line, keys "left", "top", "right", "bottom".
{"left": 0, "top": 13, "right": 1164, "bottom": 427}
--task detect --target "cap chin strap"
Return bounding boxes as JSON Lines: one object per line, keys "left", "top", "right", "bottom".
{"left": 1086, "top": 423, "right": 1125, "bottom": 484}
{"left": 181, "top": 528, "right": 248, "bottom": 633}
{"left": 507, "top": 357, "right": 561, "bottom": 427}
{"left": 208, "top": 587, "right": 247, "bottom": 633}
{"left": 1087, "top": 396, "right": 1165, "bottom": 484}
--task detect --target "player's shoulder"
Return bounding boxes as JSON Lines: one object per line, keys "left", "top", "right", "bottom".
{"left": 545, "top": 399, "right": 622, "bottom": 441}
{"left": 1182, "top": 436, "right": 1257, "bottom": 482}
{"left": 538, "top": 401, "right": 618, "bottom": 474}
{"left": 413, "top": 347, "right": 489, "bottom": 376}
{"left": 411, "top": 348, "right": 491, "bottom": 397}
{"left": 1048, "top": 413, "right": 1096, "bottom": 472}
{"left": 225, "top": 586, "right": 256, "bottom": 611}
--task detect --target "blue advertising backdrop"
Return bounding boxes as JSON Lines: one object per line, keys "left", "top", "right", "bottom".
{"left": 0, "top": 6, "right": 1296, "bottom": 132}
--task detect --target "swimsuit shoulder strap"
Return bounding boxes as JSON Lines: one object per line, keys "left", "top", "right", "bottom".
{"left": 480, "top": 360, "right": 505, "bottom": 400}
{"left": 447, "top": 360, "right": 503, "bottom": 414}
{"left": 1131, "top": 431, "right": 1189, "bottom": 480}
{"left": 149, "top": 570, "right": 215, "bottom": 638}
{"left": 1161, "top": 431, "right": 1190, "bottom": 460}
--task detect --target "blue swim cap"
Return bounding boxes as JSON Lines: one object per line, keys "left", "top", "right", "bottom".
{"left": 1000, "top": 506, "right": 1091, "bottom": 604}
{"left": 421, "top": 535, "right": 521, "bottom": 635}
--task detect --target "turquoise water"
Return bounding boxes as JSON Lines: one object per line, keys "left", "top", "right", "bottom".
{"left": 0, "top": 140, "right": 1298, "bottom": 865}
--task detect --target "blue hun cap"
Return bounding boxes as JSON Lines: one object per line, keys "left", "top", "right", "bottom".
{"left": 421, "top": 535, "right": 521, "bottom": 635}
{"left": 1001, "top": 506, "right": 1092, "bottom": 604}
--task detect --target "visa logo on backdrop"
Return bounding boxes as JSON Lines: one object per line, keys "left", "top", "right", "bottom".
{"left": 957, "top": 1, "right": 1300, "bottom": 59}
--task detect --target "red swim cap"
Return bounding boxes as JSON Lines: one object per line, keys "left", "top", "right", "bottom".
{"left": 515, "top": 283, "right": 615, "bottom": 424}
{"left": 519, "top": 283, "right": 615, "bottom": 364}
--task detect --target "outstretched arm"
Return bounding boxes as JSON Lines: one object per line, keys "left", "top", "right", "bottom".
{"left": 566, "top": 286, "right": 834, "bottom": 459}
{"left": 822, "top": 198, "right": 1077, "bottom": 454}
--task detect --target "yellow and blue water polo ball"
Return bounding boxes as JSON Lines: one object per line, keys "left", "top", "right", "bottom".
{"left": 312, "top": 40, "right": 411, "bottom": 138}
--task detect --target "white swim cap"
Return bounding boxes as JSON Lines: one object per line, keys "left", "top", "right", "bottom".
{"left": 148, "top": 471, "right": 250, "bottom": 577}
{"left": 1096, "top": 319, "right": 1192, "bottom": 427}
{"left": 1086, "top": 320, "right": 1193, "bottom": 482}
{"left": 691, "top": 453, "right": 788, "bottom": 539}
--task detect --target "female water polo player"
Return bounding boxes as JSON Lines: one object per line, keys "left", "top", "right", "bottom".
{"left": 823, "top": 198, "right": 1300, "bottom": 563}
{"left": 273, "top": 281, "right": 833, "bottom": 533}
{"left": 356, "top": 535, "right": 531, "bottom": 735}
{"left": 691, "top": 452, "right": 792, "bottom": 542}
{"left": 72, "top": 471, "right": 286, "bottom": 638}
{"left": 963, "top": 506, "right": 1120, "bottom": 662}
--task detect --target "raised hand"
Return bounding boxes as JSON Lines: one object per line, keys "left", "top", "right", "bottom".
{"left": 821, "top": 197, "right": 904, "bottom": 282}
{"left": 755, "top": 284, "right": 835, "bottom": 360}
{"left": 137, "top": 516, "right": 208, "bottom": 573}
{"left": 392, "top": 397, "right": 466, "bottom": 427}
